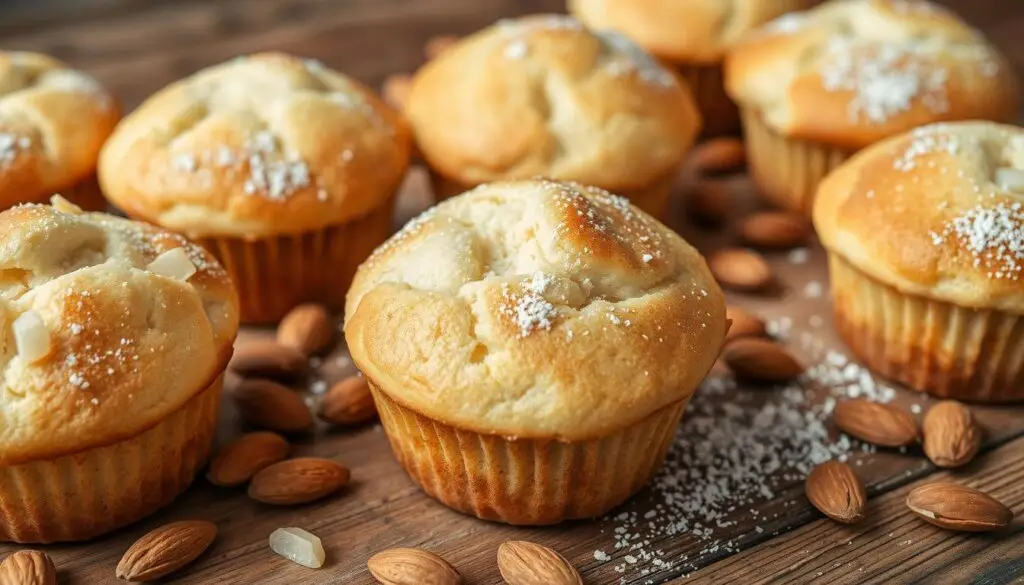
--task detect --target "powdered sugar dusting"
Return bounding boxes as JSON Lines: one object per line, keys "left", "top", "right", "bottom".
{"left": 595, "top": 30, "right": 676, "bottom": 88}
{"left": 931, "top": 201, "right": 1024, "bottom": 279}
{"left": 0, "top": 133, "right": 31, "bottom": 167}
{"left": 501, "top": 274, "right": 558, "bottom": 338}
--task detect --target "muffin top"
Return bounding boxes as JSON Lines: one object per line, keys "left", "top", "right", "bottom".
{"left": 345, "top": 180, "right": 727, "bottom": 440}
{"left": 568, "top": 0, "right": 816, "bottom": 64}
{"left": 725, "top": 0, "right": 1019, "bottom": 150}
{"left": 0, "top": 52, "right": 120, "bottom": 209}
{"left": 404, "top": 15, "right": 701, "bottom": 192}
{"left": 815, "top": 121, "right": 1024, "bottom": 312}
{"left": 99, "top": 53, "right": 411, "bottom": 238}
{"left": 0, "top": 198, "right": 239, "bottom": 465}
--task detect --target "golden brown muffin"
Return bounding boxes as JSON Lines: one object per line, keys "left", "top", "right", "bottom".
{"left": 726, "top": 0, "right": 1020, "bottom": 215}
{"left": 569, "top": 0, "right": 815, "bottom": 136}
{"left": 815, "top": 121, "right": 1024, "bottom": 402}
{"left": 404, "top": 15, "right": 701, "bottom": 217}
{"left": 99, "top": 52, "right": 412, "bottom": 323}
{"left": 345, "top": 179, "right": 727, "bottom": 524}
{"left": 0, "top": 197, "right": 239, "bottom": 542}
{"left": 0, "top": 52, "right": 120, "bottom": 211}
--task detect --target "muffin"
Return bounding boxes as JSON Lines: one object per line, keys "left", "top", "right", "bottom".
{"left": 726, "top": 0, "right": 1019, "bottom": 216}
{"left": 815, "top": 121, "right": 1024, "bottom": 402}
{"left": 569, "top": 0, "right": 815, "bottom": 136}
{"left": 0, "top": 196, "right": 239, "bottom": 542}
{"left": 99, "top": 53, "right": 412, "bottom": 323}
{"left": 0, "top": 52, "right": 120, "bottom": 212}
{"left": 345, "top": 179, "right": 727, "bottom": 524}
{"left": 404, "top": 15, "right": 701, "bottom": 217}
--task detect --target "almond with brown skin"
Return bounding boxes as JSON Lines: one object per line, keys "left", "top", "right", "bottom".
{"left": 207, "top": 431, "right": 291, "bottom": 487}
{"left": 906, "top": 483, "right": 1013, "bottom": 532}
{"left": 232, "top": 379, "right": 314, "bottom": 433}
{"left": 722, "top": 338, "right": 803, "bottom": 382}
{"left": 690, "top": 137, "right": 746, "bottom": 175}
{"left": 277, "top": 304, "right": 333, "bottom": 356}
{"left": 368, "top": 548, "right": 462, "bottom": 585}
{"left": 709, "top": 248, "right": 772, "bottom": 292}
{"left": 497, "top": 541, "right": 582, "bottom": 585}
{"left": 688, "top": 179, "right": 730, "bottom": 225}
{"left": 739, "top": 211, "right": 811, "bottom": 249}
{"left": 0, "top": 550, "right": 56, "bottom": 585}
{"left": 922, "top": 401, "right": 982, "bottom": 468}
{"left": 319, "top": 376, "right": 376, "bottom": 425}
{"left": 833, "top": 399, "right": 919, "bottom": 448}
{"left": 382, "top": 74, "right": 412, "bottom": 111}
{"left": 230, "top": 339, "right": 307, "bottom": 379}
{"left": 725, "top": 306, "right": 767, "bottom": 342}
{"left": 248, "top": 457, "right": 351, "bottom": 505}
{"left": 424, "top": 35, "right": 459, "bottom": 60}
{"left": 116, "top": 520, "right": 217, "bottom": 582}
{"left": 805, "top": 460, "right": 867, "bottom": 524}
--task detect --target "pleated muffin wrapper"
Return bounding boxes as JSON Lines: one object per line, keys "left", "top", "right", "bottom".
{"left": 741, "top": 109, "right": 854, "bottom": 216}
{"left": 192, "top": 197, "right": 395, "bottom": 324}
{"left": 673, "top": 62, "right": 739, "bottom": 138}
{"left": 0, "top": 374, "right": 223, "bottom": 543}
{"left": 830, "top": 255, "right": 1024, "bottom": 403}
{"left": 369, "top": 379, "right": 689, "bottom": 525}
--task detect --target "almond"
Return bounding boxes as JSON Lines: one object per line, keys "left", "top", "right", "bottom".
{"left": 906, "top": 483, "right": 1013, "bottom": 532}
{"left": 709, "top": 248, "right": 772, "bottom": 292}
{"left": 248, "top": 457, "right": 351, "bottom": 505}
{"left": 207, "top": 431, "right": 291, "bottom": 487}
{"left": 688, "top": 179, "right": 730, "bottom": 225}
{"left": 725, "top": 306, "right": 767, "bottom": 342}
{"left": 922, "top": 400, "right": 982, "bottom": 468}
{"left": 425, "top": 35, "right": 459, "bottom": 60}
{"left": 805, "top": 460, "right": 867, "bottom": 524}
{"left": 0, "top": 550, "right": 57, "bottom": 585}
{"left": 232, "top": 379, "right": 314, "bottom": 433}
{"left": 722, "top": 338, "right": 803, "bottom": 382}
{"left": 382, "top": 74, "right": 412, "bottom": 111}
{"left": 318, "top": 376, "right": 377, "bottom": 425}
{"left": 833, "top": 399, "right": 919, "bottom": 448}
{"left": 497, "top": 541, "right": 582, "bottom": 585}
{"left": 277, "top": 304, "right": 333, "bottom": 356}
{"left": 230, "top": 339, "right": 307, "bottom": 379}
{"left": 739, "top": 211, "right": 810, "bottom": 249}
{"left": 116, "top": 520, "right": 217, "bottom": 582}
{"left": 690, "top": 137, "right": 746, "bottom": 175}
{"left": 368, "top": 547, "right": 462, "bottom": 585}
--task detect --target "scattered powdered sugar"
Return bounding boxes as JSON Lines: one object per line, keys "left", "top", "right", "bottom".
{"left": 931, "top": 201, "right": 1024, "bottom": 279}
{"left": 0, "top": 133, "right": 31, "bottom": 167}
{"left": 504, "top": 39, "right": 528, "bottom": 60}
{"left": 803, "top": 281, "right": 824, "bottom": 299}
{"left": 894, "top": 127, "right": 962, "bottom": 172}
{"left": 595, "top": 30, "right": 676, "bottom": 88}
{"left": 765, "top": 12, "right": 809, "bottom": 35}
{"left": 788, "top": 248, "right": 810, "bottom": 265}
{"left": 501, "top": 276, "right": 558, "bottom": 338}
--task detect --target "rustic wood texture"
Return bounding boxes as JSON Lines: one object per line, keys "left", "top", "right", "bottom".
{"left": 0, "top": 1, "right": 1023, "bottom": 584}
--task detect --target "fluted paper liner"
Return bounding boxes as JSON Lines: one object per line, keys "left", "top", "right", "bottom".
{"left": 675, "top": 62, "right": 738, "bottom": 137}
{"left": 830, "top": 255, "right": 1024, "bottom": 403}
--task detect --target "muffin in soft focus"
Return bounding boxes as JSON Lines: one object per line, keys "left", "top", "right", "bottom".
{"left": 815, "top": 121, "right": 1024, "bottom": 403}
{"left": 99, "top": 53, "right": 412, "bottom": 323}
{"left": 0, "top": 52, "right": 120, "bottom": 212}
{"left": 569, "top": 0, "right": 815, "bottom": 136}
{"left": 404, "top": 15, "right": 701, "bottom": 217}
{"left": 345, "top": 179, "right": 727, "bottom": 525}
{"left": 0, "top": 197, "right": 238, "bottom": 542}
{"left": 726, "top": 0, "right": 1019, "bottom": 215}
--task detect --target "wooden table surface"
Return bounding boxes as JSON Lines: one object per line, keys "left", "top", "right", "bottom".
{"left": 3, "top": 1, "right": 1024, "bottom": 584}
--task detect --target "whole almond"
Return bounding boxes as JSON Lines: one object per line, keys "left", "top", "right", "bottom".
{"left": 725, "top": 306, "right": 767, "bottom": 342}
{"left": 722, "top": 338, "right": 803, "bottom": 382}
{"left": 709, "top": 248, "right": 772, "bottom": 292}
{"left": 277, "top": 304, "right": 333, "bottom": 356}
{"left": 318, "top": 376, "right": 377, "bottom": 425}
{"left": 230, "top": 339, "right": 307, "bottom": 379}
{"left": 232, "top": 379, "right": 314, "bottom": 433}
{"left": 425, "top": 35, "right": 459, "bottom": 60}
{"left": 249, "top": 457, "right": 351, "bottom": 505}
{"left": 367, "top": 548, "right": 462, "bottom": 585}
{"left": 688, "top": 179, "right": 730, "bottom": 225}
{"left": 116, "top": 520, "right": 217, "bottom": 582}
{"left": 0, "top": 550, "right": 56, "bottom": 585}
{"left": 833, "top": 399, "right": 919, "bottom": 447}
{"left": 906, "top": 483, "right": 1013, "bottom": 532}
{"left": 383, "top": 74, "right": 412, "bottom": 111}
{"left": 497, "top": 541, "right": 582, "bottom": 585}
{"left": 805, "top": 460, "right": 867, "bottom": 524}
{"left": 207, "top": 431, "right": 291, "bottom": 487}
{"left": 922, "top": 401, "right": 982, "bottom": 468}
{"left": 690, "top": 137, "right": 746, "bottom": 175}
{"left": 739, "top": 211, "right": 810, "bottom": 249}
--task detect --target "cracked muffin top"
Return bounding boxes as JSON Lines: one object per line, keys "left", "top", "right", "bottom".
{"left": 344, "top": 180, "right": 726, "bottom": 440}
{"left": 403, "top": 15, "right": 701, "bottom": 192}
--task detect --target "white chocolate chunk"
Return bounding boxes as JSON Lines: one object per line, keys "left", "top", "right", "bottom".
{"left": 995, "top": 167, "right": 1024, "bottom": 193}
{"left": 13, "top": 310, "right": 51, "bottom": 363}
{"left": 269, "top": 527, "right": 325, "bottom": 569}
{"left": 50, "top": 194, "right": 83, "bottom": 215}
{"left": 146, "top": 248, "right": 197, "bottom": 281}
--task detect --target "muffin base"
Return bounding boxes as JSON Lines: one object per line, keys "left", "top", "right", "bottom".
{"left": 369, "top": 380, "right": 689, "bottom": 525}
{"left": 829, "top": 255, "right": 1024, "bottom": 403}
{"left": 741, "top": 109, "right": 853, "bottom": 216}
{"left": 193, "top": 200, "right": 394, "bottom": 324}
{"left": 674, "top": 62, "right": 738, "bottom": 137}
{"left": 0, "top": 375, "right": 223, "bottom": 543}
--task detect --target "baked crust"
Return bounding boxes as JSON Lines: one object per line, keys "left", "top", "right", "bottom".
{"left": 725, "top": 0, "right": 1019, "bottom": 150}
{"left": 345, "top": 179, "right": 727, "bottom": 440}
{"left": 0, "top": 201, "right": 239, "bottom": 465}
{"left": 99, "top": 53, "right": 411, "bottom": 237}
{"left": 404, "top": 15, "right": 700, "bottom": 192}
{"left": 0, "top": 52, "right": 120, "bottom": 209}
{"left": 814, "top": 121, "right": 1024, "bottom": 313}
